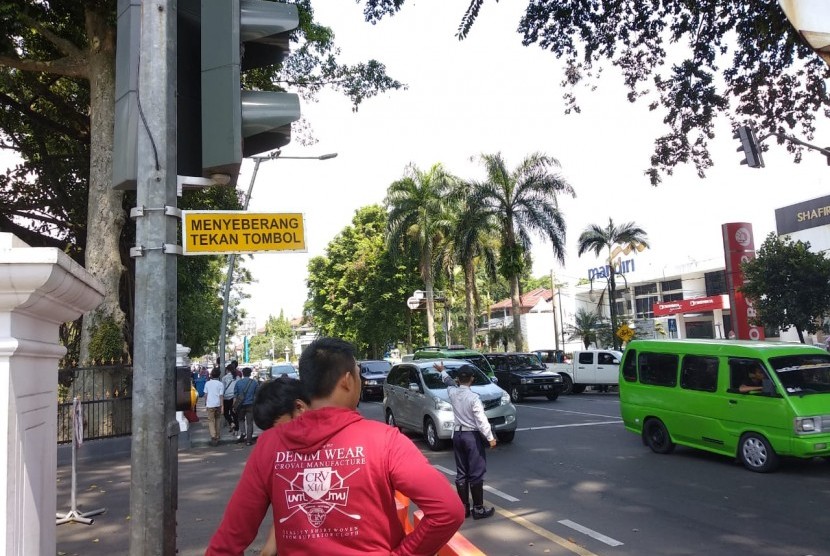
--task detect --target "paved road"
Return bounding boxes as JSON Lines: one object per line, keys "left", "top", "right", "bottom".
{"left": 57, "top": 391, "right": 830, "bottom": 555}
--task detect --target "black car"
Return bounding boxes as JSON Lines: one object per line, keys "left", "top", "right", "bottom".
{"left": 358, "top": 360, "right": 392, "bottom": 401}
{"left": 484, "top": 352, "right": 564, "bottom": 402}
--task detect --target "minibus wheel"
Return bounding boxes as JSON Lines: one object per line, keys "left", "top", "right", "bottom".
{"left": 643, "top": 418, "right": 675, "bottom": 454}
{"left": 738, "top": 432, "right": 779, "bottom": 473}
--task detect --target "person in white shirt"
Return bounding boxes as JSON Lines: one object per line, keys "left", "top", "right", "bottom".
{"left": 204, "top": 368, "right": 225, "bottom": 446}
{"left": 435, "top": 362, "right": 497, "bottom": 520}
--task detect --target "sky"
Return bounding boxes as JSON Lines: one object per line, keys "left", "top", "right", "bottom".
{"left": 3, "top": 2, "right": 826, "bottom": 334}
{"left": 235, "top": 0, "right": 830, "bottom": 329}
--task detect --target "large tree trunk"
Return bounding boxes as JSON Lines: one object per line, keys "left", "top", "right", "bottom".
{"left": 509, "top": 273, "right": 524, "bottom": 352}
{"left": 79, "top": 9, "right": 127, "bottom": 363}
{"left": 464, "top": 259, "right": 476, "bottom": 348}
{"left": 422, "top": 244, "right": 436, "bottom": 346}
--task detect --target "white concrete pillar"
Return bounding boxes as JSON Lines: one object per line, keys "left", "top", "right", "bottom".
{"left": 0, "top": 233, "right": 104, "bottom": 555}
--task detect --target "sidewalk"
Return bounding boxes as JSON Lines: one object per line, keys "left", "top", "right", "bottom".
{"left": 56, "top": 396, "right": 271, "bottom": 556}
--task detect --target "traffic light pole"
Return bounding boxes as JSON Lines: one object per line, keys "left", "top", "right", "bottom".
{"left": 130, "top": 1, "right": 178, "bottom": 554}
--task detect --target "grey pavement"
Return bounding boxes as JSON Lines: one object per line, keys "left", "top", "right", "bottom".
{"left": 56, "top": 396, "right": 272, "bottom": 556}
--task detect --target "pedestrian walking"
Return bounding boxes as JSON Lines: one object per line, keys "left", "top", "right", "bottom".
{"left": 204, "top": 368, "right": 224, "bottom": 446}
{"left": 233, "top": 367, "right": 258, "bottom": 445}
{"left": 221, "top": 366, "right": 239, "bottom": 435}
{"left": 436, "top": 361, "right": 497, "bottom": 519}
{"left": 206, "top": 337, "right": 464, "bottom": 555}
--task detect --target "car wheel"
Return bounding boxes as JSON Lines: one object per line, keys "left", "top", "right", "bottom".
{"left": 510, "top": 385, "right": 524, "bottom": 403}
{"left": 643, "top": 418, "right": 675, "bottom": 454}
{"left": 546, "top": 391, "right": 559, "bottom": 401}
{"left": 560, "top": 374, "right": 573, "bottom": 395}
{"left": 571, "top": 384, "right": 587, "bottom": 394}
{"left": 496, "top": 431, "right": 515, "bottom": 443}
{"left": 386, "top": 410, "right": 399, "bottom": 430}
{"left": 423, "top": 418, "right": 446, "bottom": 451}
{"left": 739, "top": 432, "right": 779, "bottom": 473}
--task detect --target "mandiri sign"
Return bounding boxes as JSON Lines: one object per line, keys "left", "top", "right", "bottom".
{"left": 182, "top": 211, "right": 306, "bottom": 255}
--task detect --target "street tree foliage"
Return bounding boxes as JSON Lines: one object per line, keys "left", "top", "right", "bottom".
{"left": 467, "top": 152, "right": 574, "bottom": 352}
{"left": 577, "top": 218, "right": 649, "bottom": 350}
{"left": 357, "top": 1, "right": 830, "bottom": 185}
{"left": 0, "top": 0, "right": 404, "bottom": 358}
{"left": 740, "top": 233, "right": 830, "bottom": 344}
{"left": 248, "top": 311, "right": 294, "bottom": 361}
{"left": 306, "top": 205, "right": 424, "bottom": 358}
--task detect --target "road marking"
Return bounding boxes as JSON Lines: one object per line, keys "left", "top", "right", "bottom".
{"left": 492, "top": 503, "right": 600, "bottom": 556}
{"left": 516, "top": 405, "right": 620, "bottom": 420}
{"left": 433, "top": 465, "right": 520, "bottom": 502}
{"left": 515, "top": 420, "right": 622, "bottom": 432}
{"left": 558, "top": 519, "right": 624, "bottom": 547}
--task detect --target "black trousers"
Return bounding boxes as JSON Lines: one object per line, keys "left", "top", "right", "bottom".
{"left": 222, "top": 398, "right": 237, "bottom": 429}
{"left": 453, "top": 430, "right": 487, "bottom": 484}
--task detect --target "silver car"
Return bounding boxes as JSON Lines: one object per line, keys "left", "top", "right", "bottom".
{"left": 382, "top": 359, "right": 518, "bottom": 451}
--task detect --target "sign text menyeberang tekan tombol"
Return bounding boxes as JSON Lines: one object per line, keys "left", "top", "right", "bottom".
{"left": 181, "top": 211, "right": 306, "bottom": 255}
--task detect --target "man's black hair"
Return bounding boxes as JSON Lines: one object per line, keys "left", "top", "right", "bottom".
{"left": 253, "top": 377, "right": 308, "bottom": 430}
{"left": 299, "top": 337, "right": 357, "bottom": 400}
{"left": 242, "top": 367, "right": 252, "bottom": 377}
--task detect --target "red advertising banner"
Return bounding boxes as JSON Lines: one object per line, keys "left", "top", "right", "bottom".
{"left": 653, "top": 295, "right": 727, "bottom": 317}
{"left": 722, "top": 223, "right": 765, "bottom": 340}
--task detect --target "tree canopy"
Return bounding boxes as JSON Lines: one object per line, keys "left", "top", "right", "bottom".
{"left": 740, "top": 233, "right": 830, "bottom": 343}
{"left": 358, "top": 0, "right": 829, "bottom": 185}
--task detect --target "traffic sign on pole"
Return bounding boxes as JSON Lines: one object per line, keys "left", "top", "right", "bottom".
{"left": 406, "top": 296, "right": 421, "bottom": 310}
{"left": 182, "top": 211, "right": 306, "bottom": 255}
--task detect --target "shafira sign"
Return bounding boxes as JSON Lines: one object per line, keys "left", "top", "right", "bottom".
{"left": 722, "top": 223, "right": 764, "bottom": 341}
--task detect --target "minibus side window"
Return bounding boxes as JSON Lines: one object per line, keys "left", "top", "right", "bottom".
{"left": 637, "top": 352, "right": 678, "bottom": 387}
{"left": 728, "top": 358, "right": 770, "bottom": 394}
{"left": 680, "top": 355, "right": 719, "bottom": 392}
{"left": 622, "top": 350, "right": 637, "bottom": 381}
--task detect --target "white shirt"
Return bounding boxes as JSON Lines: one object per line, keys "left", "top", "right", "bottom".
{"left": 204, "top": 378, "right": 224, "bottom": 408}
{"left": 441, "top": 371, "right": 494, "bottom": 441}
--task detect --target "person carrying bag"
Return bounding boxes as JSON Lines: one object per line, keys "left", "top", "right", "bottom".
{"left": 233, "top": 368, "right": 258, "bottom": 445}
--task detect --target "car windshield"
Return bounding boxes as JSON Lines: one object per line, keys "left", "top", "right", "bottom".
{"left": 420, "top": 365, "right": 491, "bottom": 389}
{"left": 270, "top": 365, "right": 297, "bottom": 378}
{"left": 768, "top": 354, "right": 830, "bottom": 396}
{"left": 499, "top": 354, "right": 546, "bottom": 371}
{"left": 462, "top": 354, "right": 494, "bottom": 374}
{"left": 361, "top": 361, "right": 391, "bottom": 375}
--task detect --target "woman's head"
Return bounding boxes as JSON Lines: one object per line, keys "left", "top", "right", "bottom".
{"left": 253, "top": 376, "right": 309, "bottom": 430}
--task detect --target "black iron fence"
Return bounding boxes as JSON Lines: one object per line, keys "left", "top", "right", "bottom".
{"left": 57, "top": 364, "right": 133, "bottom": 444}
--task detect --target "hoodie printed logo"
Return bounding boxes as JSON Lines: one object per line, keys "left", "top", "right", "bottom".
{"left": 279, "top": 467, "right": 361, "bottom": 527}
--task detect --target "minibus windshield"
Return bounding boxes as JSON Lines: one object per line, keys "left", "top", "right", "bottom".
{"left": 768, "top": 354, "right": 830, "bottom": 396}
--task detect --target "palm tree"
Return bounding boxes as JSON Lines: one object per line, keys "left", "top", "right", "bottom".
{"left": 385, "top": 163, "right": 456, "bottom": 345}
{"left": 467, "top": 152, "right": 575, "bottom": 352}
{"left": 577, "top": 218, "right": 649, "bottom": 350}
{"left": 438, "top": 182, "right": 499, "bottom": 348}
{"left": 567, "top": 308, "right": 602, "bottom": 349}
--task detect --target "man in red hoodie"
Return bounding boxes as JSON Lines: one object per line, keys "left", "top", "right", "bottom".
{"left": 206, "top": 337, "right": 465, "bottom": 556}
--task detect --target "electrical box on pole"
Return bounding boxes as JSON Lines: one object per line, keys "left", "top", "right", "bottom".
{"left": 734, "top": 124, "right": 765, "bottom": 168}
{"left": 200, "top": 0, "right": 301, "bottom": 185}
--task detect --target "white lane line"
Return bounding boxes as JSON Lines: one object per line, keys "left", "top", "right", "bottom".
{"left": 516, "top": 405, "right": 620, "bottom": 419}
{"left": 516, "top": 420, "right": 622, "bottom": 432}
{"left": 558, "top": 519, "right": 624, "bottom": 547}
{"left": 484, "top": 485, "right": 520, "bottom": 502}
{"left": 433, "top": 465, "right": 520, "bottom": 502}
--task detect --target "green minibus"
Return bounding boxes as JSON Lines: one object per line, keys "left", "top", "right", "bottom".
{"left": 619, "top": 339, "right": 830, "bottom": 472}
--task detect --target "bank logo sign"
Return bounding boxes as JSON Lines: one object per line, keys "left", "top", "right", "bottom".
{"left": 182, "top": 211, "right": 306, "bottom": 255}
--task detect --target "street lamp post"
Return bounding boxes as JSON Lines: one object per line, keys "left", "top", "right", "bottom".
{"left": 217, "top": 150, "right": 337, "bottom": 374}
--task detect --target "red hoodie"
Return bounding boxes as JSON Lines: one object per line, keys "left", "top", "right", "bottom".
{"left": 206, "top": 406, "right": 464, "bottom": 555}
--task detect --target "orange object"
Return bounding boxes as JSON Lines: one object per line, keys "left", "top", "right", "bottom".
{"left": 411, "top": 510, "right": 486, "bottom": 556}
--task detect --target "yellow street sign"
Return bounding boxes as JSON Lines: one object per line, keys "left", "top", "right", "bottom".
{"left": 182, "top": 211, "right": 306, "bottom": 255}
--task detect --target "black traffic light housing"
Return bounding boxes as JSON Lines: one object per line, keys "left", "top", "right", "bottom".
{"left": 734, "top": 124, "right": 765, "bottom": 169}
{"left": 113, "top": 0, "right": 301, "bottom": 190}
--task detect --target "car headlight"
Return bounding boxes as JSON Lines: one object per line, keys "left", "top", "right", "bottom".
{"left": 795, "top": 416, "right": 823, "bottom": 433}
{"left": 552, "top": 375, "right": 562, "bottom": 382}
{"left": 365, "top": 379, "right": 379, "bottom": 386}
{"left": 521, "top": 378, "right": 530, "bottom": 384}
{"left": 435, "top": 399, "right": 453, "bottom": 411}
{"left": 500, "top": 391, "right": 511, "bottom": 405}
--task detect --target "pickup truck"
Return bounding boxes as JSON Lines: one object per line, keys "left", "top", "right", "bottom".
{"left": 537, "top": 349, "right": 622, "bottom": 394}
